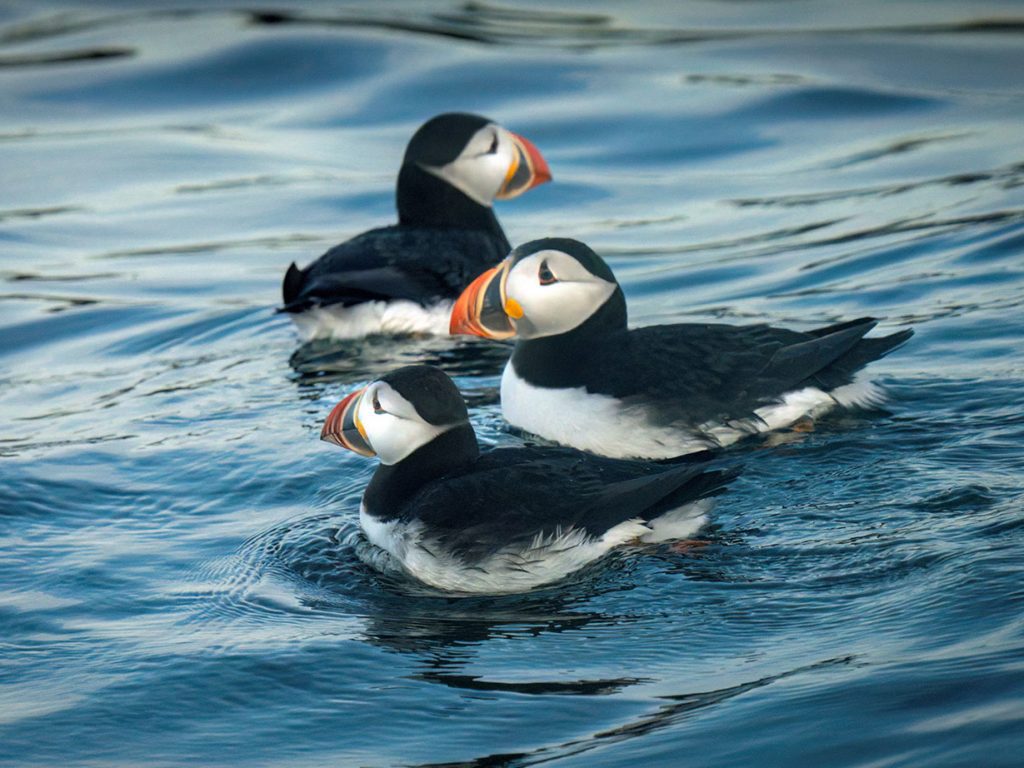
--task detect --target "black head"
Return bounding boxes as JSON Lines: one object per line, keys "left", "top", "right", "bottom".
{"left": 508, "top": 237, "right": 619, "bottom": 284}
{"left": 396, "top": 113, "right": 551, "bottom": 231}
{"left": 322, "top": 365, "right": 474, "bottom": 466}
{"left": 378, "top": 365, "right": 470, "bottom": 427}
{"left": 450, "top": 236, "right": 626, "bottom": 341}
{"left": 352, "top": 366, "right": 480, "bottom": 515}
{"left": 402, "top": 113, "right": 493, "bottom": 168}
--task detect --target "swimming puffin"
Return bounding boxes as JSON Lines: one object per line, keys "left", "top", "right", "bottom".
{"left": 280, "top": 113, "right": 551, "bottom": 340}
{"left": 449, "top": 237, "right": 914, "bottom": 459}
{"left": 321, "top": 365, "right": 735, "bottom": 594}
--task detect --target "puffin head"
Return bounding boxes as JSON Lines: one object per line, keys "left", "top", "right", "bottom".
{"left": 321, "top": 365, "right": 473, "bottom": 466}
{"left": 402, "top": 113, "right": 551, "bottom": 207}
{"left": 449, "top": 238, "right": 621, "bottom": 341}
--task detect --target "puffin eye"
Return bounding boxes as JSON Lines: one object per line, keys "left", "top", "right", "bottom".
{"left": 538, "top": 259, "right": 557, "bottom": 286}
{"left": 372, "top": 392, "right": 384, "bottom": 414}
{"left": 486, "top": 133, "right": 499, "bottom": 154}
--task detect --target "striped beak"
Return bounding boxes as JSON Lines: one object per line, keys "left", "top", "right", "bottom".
{"left": 449, "top": 259, "right": 517, "bottom": 339}
{"left": 321, "top": 387, "right": 375, "bottom": 457}
{"left": 496, "top": 131, "right": 551, "bottom": 200}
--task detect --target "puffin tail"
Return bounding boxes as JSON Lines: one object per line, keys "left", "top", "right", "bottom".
{"left": 638, "top": 465, "right": 740, "bottom": 544}
{"left": 280, "top": 262, "right": 306, "bottom": 313}
{"left": 583, "top": 463, "right": 739, "bottom": 543}
{"left": 821, "top": 326, "right": 914, "bottom": 386}
{"left": 644, "top": 466, "right": 740, "bottom": 520}
{"left": 762, "top": 318, "right": 913, "bottom": 391}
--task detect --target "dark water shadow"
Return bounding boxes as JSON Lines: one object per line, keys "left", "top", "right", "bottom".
{"left": 0, "top": 46, "right": 132, "bottom": 67}
{"left": 413, "top": 671, "right": 651, "bottom": 697}
{"left": 289, "top": 334, "right": 511, "bottom": 384}
{"left": 733, "top": 159, "right": 1024, "bottom": 210}
{"left": 354, "top": 587, "right": 614, "bottom": 658}
{"left": 411, "top": 655, "right": 857, "bottom": 768}
{"left": 244, "top": 4, "right": 1024, "bottom": 50}
{"left": 6, "top": 4, "right": 1024, "bottom": 55}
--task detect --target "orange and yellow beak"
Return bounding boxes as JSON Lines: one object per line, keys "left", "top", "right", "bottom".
{"left": 321, "top": 387, "right": 375, "bottom": 457}
{"left": 496, "top": 131, "right": 552, "bottom": 200}
{"left": 449, "top": 259, "right": 520, "bottom": 339}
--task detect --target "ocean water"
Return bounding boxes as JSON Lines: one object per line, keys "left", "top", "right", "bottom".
{"left": 2, "top": 1, "right": 1024, "bottom": 765}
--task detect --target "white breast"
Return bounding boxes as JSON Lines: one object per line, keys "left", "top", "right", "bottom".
{"left": 358, "top": 504, "right": 658, "bottom": 594}
{"left": 291, "top": 300, "right": 453, "bottom": 342}
{"left": 501, "top": 363, "right": 713, "bottom": 459}
{"left": 500, "top": 362, "right": 884, "bottom": 460}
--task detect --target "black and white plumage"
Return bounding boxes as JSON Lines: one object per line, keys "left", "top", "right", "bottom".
{"left": 321, "top": 365, "right": 735, "bottom": 594}
{"left": 450, "top": 237, "right": 914, "bottom": 459}
{"left": 280, "top": 113, "right": 551, "bottom": 340}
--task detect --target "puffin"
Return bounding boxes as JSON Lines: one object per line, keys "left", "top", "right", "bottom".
{"left": 280, "top": 113, "right": 551, "bottom": 340}
{"left": 449, "top": 237, "right": 914, "bottom": 459}
{"left": 320, "top": 365, "right": 736, "bottom": 594}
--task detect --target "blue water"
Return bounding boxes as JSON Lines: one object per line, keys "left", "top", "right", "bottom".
{"left": 2, "top": 1, "right": 1024, "bottom": 765}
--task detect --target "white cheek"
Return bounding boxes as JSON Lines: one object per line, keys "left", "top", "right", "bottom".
{"left": 421, "top": 138, "right": 515, "bottom": 206}
{"left": 357, "top": 403, "right": 443, "bottom": 466}
{"left": 507, "top": 273, "right": 616, "bottom": 339}
{"left": 451, "top": 147, "right": 510, "bottom": 204}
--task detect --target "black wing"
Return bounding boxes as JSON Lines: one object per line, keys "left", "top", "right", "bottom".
{"left": 280, "top": 225, "right": 508, "bottom": 312}
{"left": 405, "top": 447, "right": 735, "bottom": 561}
{"left": 591, "top": 318, "right": 912, "bottom": 421}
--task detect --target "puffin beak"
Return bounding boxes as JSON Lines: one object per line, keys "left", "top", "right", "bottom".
{"left": 497, "top": 131, "right": 552, "bottom": 200}
{"left": 449, "top": 259, "right": 517, "bottom": 339}
{"left": 321, "top": 387, "right": 375, "bottom": 457}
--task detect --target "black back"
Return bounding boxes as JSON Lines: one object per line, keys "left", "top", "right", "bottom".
{"left": 511, "top": 316, "right": 913, "bottom": 426}
{"left": 383, "top": 445, "right": 736, "bottom": 561}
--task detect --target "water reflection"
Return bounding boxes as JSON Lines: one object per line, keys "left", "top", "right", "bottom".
{"left": 289, "top": 334, "right": 510, "bottom": 382}
{"left": 216, "top": 507, "right": 628, "bottom": 660}
{"left": 358, "top": 595, "right": 608, "bottom": 656}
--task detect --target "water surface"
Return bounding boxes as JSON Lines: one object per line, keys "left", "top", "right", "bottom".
{"left": 2, "top": 1, "right": 1024, "bottom": 766}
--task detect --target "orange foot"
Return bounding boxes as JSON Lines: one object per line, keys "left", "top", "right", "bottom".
{"left": 790, "top": 417, "right": 815, "bottom": 433}
{"left": 670, "top": 539, "right": 710, "bottom": 554}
